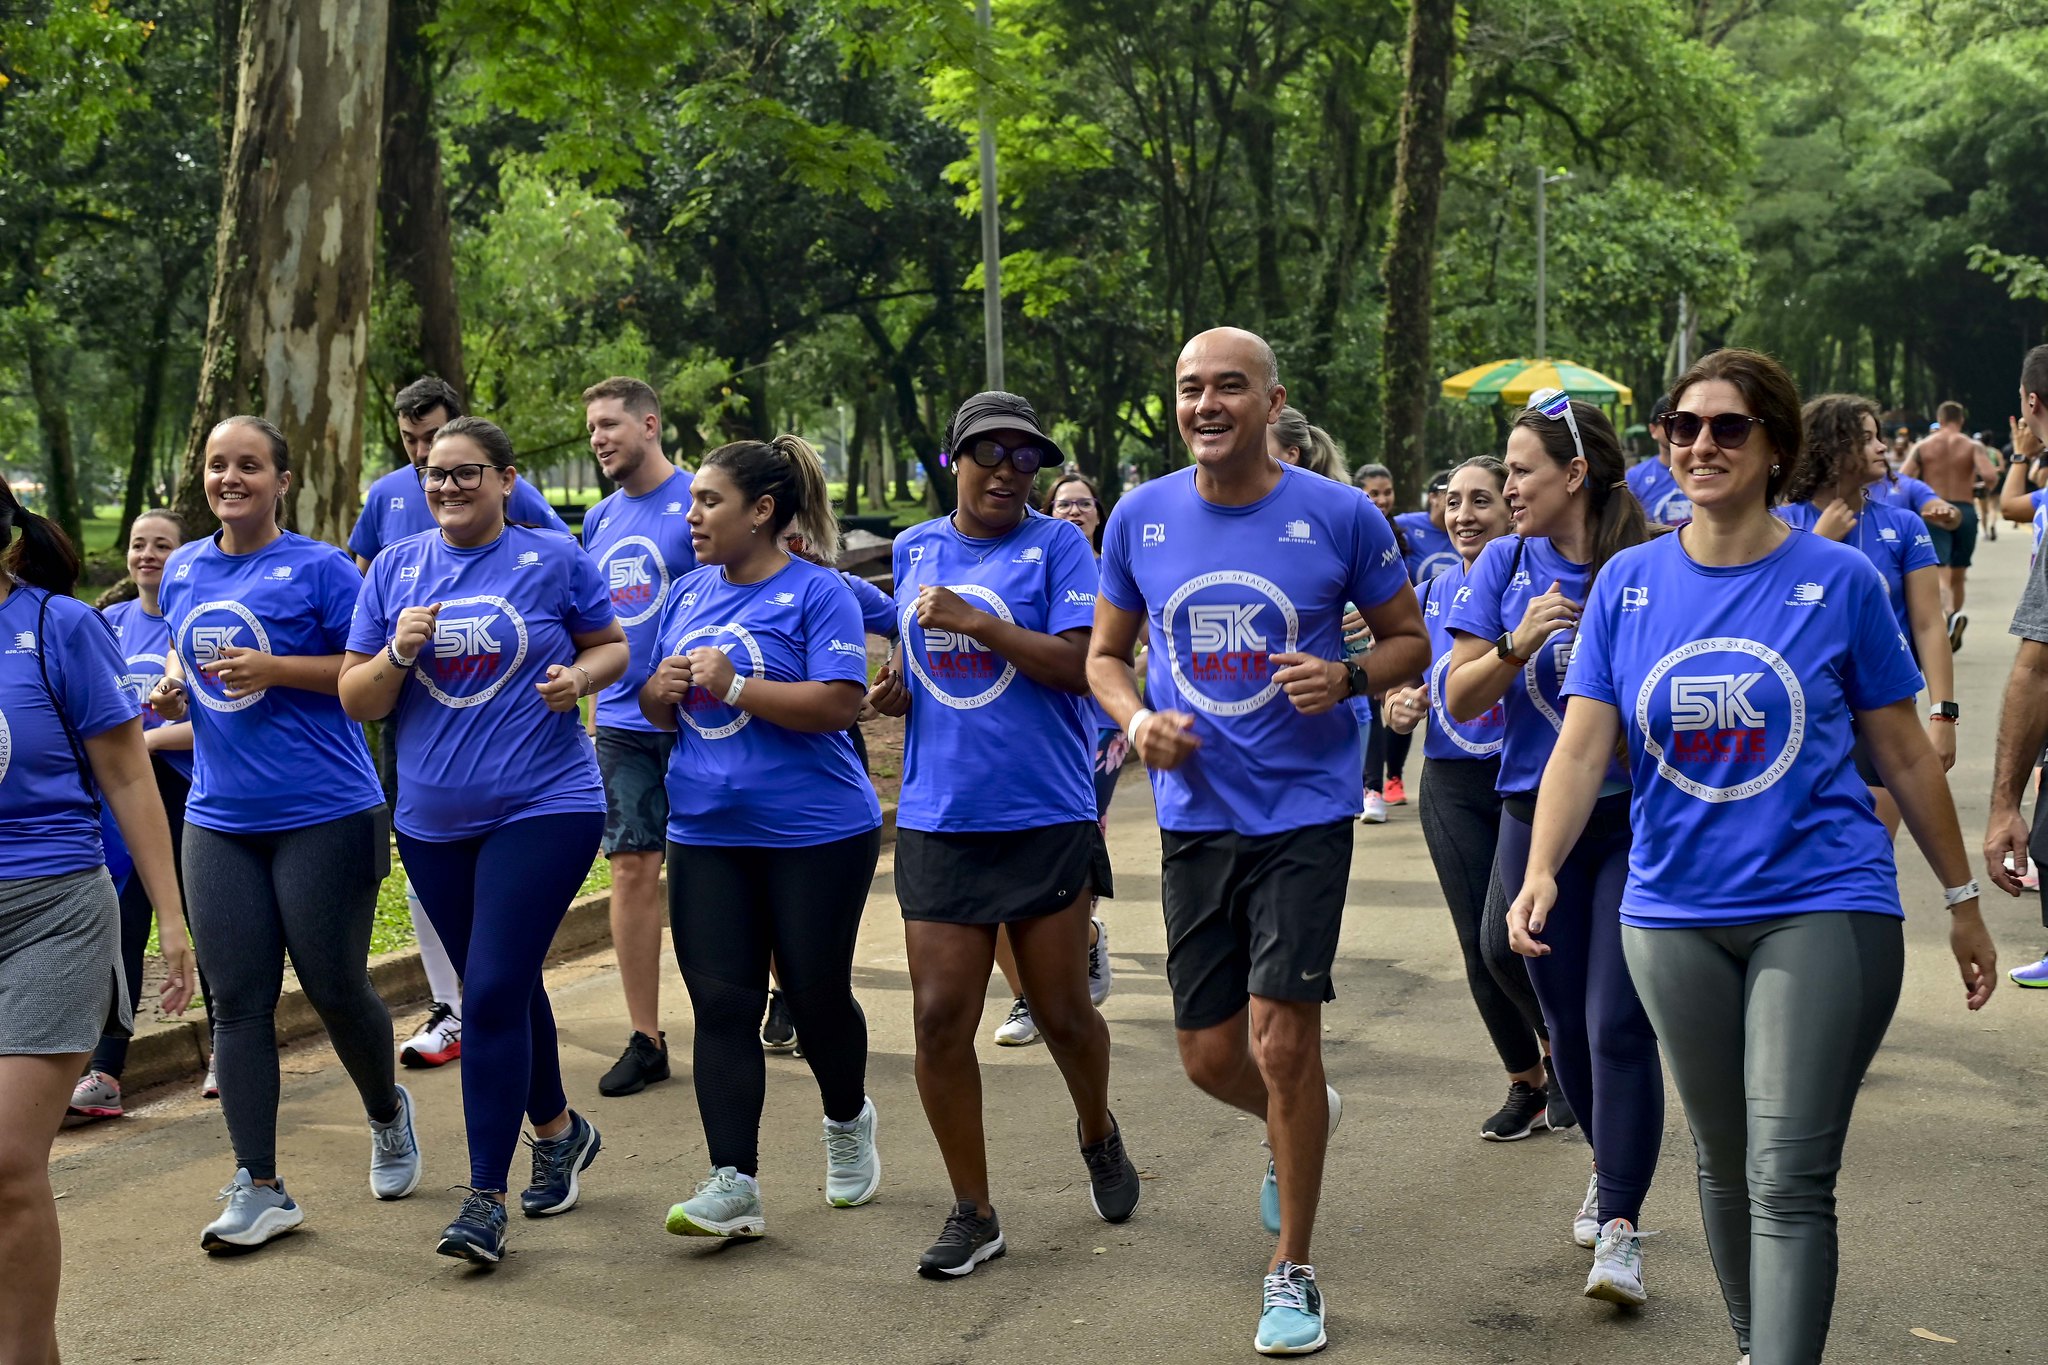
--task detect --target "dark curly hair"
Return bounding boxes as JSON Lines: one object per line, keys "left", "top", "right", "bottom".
{"left": 1781, "top": 394, "right": 1878, "bottom": 507}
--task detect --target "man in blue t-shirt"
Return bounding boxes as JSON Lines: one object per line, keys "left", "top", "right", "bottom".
{"left": 578, "top": 376, "right": 697, "bottom": 1098}
{"left": 1625, "top": 399, "right": 1693, "bottom": 527}
{"left": 1088, "top": 326, "right": 1427, "bottom": 1358}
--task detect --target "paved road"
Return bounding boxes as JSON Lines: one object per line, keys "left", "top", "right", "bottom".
{"left": 52, "top": 525, "right": 2048, "bottom": 1364}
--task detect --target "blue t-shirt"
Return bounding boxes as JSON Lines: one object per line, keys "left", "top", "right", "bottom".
{"left": 1419, "top": 569, "right": 1505, "bottom": 763}
{"left": 581, "top": 469, "right": 698, "bottom": 732}
{"left": 0, "top": 588, "right": 138, "bottom": 879}
{"left": 2029, "top": 489, "right": 2048, "bottom": 561}
{"left": 159, "top": 532, "right": 384, "bottom": 834}
{"left": 348, "top": 464, "right": 569, "bottom": 563}
{"left": 1097, "top": 464, "right": 1410, "bottom": 835}
{"left": 843, "top": 572, "right": 899, "bottom": 639}
{"left": 103, "top": 598, "right": 194, "bottom": 781}
{"left": 1395, "top": 512, "right": 1460, "bottom": 582}
{"left": 1563, "top": 530, "right": 1922, "bottom": 928}
{"left": 1444, "top": 535, "right": 1624, "bottom": 796}
{"left": 893, "top": 511, "right": 1099, "bottom": 833}
{"left": 1625, "top": 458, "right": 1692, "bottom": 526}
{"left": 1869, "top": 475, "right": 1942, "bottom": 516}
{"left": 348, "top": 525, "right": 613, "bottom": 840}
{"left": 656, "top": 557, "right": 881, "bottom": 847}
{"left": 1776, "top": 501, "right": 1937, "bottom": 644}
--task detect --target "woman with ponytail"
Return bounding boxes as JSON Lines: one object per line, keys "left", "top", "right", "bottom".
{"left": 1444, "top": 391, "right": 1665, "bottom": 1308}
{"left": 0, "top": 480, "right": 194, "bottom": 1359}
{"left": 639, "top": 434, "right": 884, "bottom": 1243}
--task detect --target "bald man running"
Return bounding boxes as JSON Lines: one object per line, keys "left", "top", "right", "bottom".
{"left": 1904, "top": 401, "right": 2000, "bottom": 649}
{"left": 1088, "top": 326, "right": 1427, "bottom": 1356}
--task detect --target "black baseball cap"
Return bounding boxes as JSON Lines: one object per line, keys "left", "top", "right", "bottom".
{"left": 947, "top": 390, "right": 1066, "bottom": 464}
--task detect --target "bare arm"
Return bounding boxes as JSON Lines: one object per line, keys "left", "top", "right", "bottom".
{"left": 2001, "top": 457, "right": 2036, "bottom": 524}
{"left": 1903, "top": 566, "right": 1956, "bottom": 772}
{"left": 1350, "top": 585, "right": 1429, "bottom": 697}
{"left": 1506, "top": 698, "right": 1622, "bottom": 956}
{"left": 84, "top": 719, "right": 194, "bottom": 1014}
{"left": 1087, "top": 596, "right": 1199, "bottom": 769}
{"left": 1984, "top": 639, "right": 2048, "bottom": 892}
{"left": 917, "top": 586, "right": 1090, "bottom": 693}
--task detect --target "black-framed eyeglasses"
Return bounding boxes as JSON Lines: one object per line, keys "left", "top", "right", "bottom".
{"left": 1660, "top": 411, "right": 1766, "bottom": 450}
{"left": 954, "top": 438, "right": 1051, "bottom": 474}
{"left": 418, "top": 463, "right": 490, "bottom": 490}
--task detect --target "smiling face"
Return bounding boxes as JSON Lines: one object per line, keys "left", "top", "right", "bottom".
{"left": 1176, "top": 329, "right": 1284, "bottom": 468}
{"left": 1361, "top": 476, "right": 1395, "bottom": 516}
{"left": 203, "top": 423, "right": 287, "bottom": 531}
{"left": 588, "top": 396, "right": 658, "bottom": 485}
{"left": 1047, "top": 476, "right": 1101, "bottom": 543}
{"left": 954, "top": 426, "right": 1038, "bottom": 535}
{"left": 687, "top": 462, "right": 770, "bottom": 567}
{"left": 1669, "top": 378, "right": 1774, "bottom": 513}
{"left": 1445, "top": 467, "right": 1512, "bottom": 565}
{"left": 1501, "top": 426, "right": 1583, "bottom": 538}
{"left": 422, "top": 431, "right": 514, "bottom": 543}
{"left": 127, "top": 514, "right": 182, "bottom": 590}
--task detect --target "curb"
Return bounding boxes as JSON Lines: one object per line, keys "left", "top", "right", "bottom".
{"left": 119, "top": 802, "right": 898, "bottom": 1095}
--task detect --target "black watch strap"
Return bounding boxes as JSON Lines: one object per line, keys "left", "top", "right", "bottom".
{"left": 1344, "top": 659, "right": 1371, "bottom": 698}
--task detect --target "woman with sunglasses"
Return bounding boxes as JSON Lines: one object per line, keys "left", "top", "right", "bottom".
{"left": 1445, "top": 388, "right": 1663, "bottom": 1307}
{"left": 1777, "top": 395, "right": 1955, "bottom": 841}
{"left": 867, "top": 393, "right": 1136, "bottom": 1278}
{"left": 1383, "top": 458, "right": 1564, "bottom": 1141}
{"left": 341, "top": 417, "right": 628, "bottom": 1263}
{"left": 643, "top": 435, "right": 883, "bottom": 1244}
{"left": 1510, "top": 349, "right": 1995, "bottom": 1365}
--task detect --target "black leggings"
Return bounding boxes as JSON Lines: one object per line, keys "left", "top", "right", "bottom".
{"left": 1361, "top": 709, "right": 1413, "bottom": 794}
{"left": 93, "top": 756, "right": 213, "bottom": 1078}
{"left": 668, "top": 829, "right": 882, "bottom": 1176}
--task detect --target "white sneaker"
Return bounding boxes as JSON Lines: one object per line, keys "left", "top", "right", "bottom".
{"left": 201, "top": 1063, "right": 219, "bottom": 1100}
{"left": 1584, "top": 1217, "right": 1653, "bottom": 1305}
{"left": 823, "top": 1096, "right": 881, "bottom": 1208}
{"left": 992, "top": 997, "right": 1039, "bottom": 1046}
{"left": 1087, "top": 917, "right": 1114, "bottom": 1007}
{"left": 400, "top": 1002, "right": 462, "bottom": 1068}
{"left": 1359, "top": 791, "right": 1388, "bottom": 824}
{"left": 1572, "top": 1166, "right": 1600, "bottom": 1248}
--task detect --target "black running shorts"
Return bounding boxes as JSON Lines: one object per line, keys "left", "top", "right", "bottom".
{"left": 1159, "top": 819, "right": 1352, "bottom": 1030}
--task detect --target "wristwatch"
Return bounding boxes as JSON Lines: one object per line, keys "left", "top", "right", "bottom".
{"left": 1343, "top": 659, "right": 1371, "bottom": 698}
{"left": 1930, "top": 701, "right": 1960, "bottom": 723}
{"left": 1495, "top": 631, "right": 1530, "bottom": 668}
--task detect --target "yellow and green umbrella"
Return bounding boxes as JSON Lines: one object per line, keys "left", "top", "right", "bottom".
{"left": 1441, "top": 358, "right": 1633, "bottom": 408}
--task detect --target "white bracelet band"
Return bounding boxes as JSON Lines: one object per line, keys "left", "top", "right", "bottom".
{"left": 1126, "top": 707, "right": 1155, "bottom": 745}
{"left": 386, "top": 641, "right": 418, "bottom": 669}
{"left": 723, "top": 673, "right": 748, "bottom": 707}
{"left": 1943, "top": 879, "right": 1980, "bottom": 907}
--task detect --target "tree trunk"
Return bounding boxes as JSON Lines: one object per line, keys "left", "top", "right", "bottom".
{"left": 379, "top": 0, "right": 466, "bottom": 405}
{"left": 1376, "top": 0, "right": 1458, "bottom": 492}
{"left": 120, "top": 261, "right": 185, "bottom": 545}
{"left": 174, "top": 0, "right": 389, "bottom": 541}
{"left": 24, "top": 324, "right": 84, "bottom": 548}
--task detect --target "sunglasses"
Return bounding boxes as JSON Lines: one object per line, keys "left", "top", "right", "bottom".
{"left": 1660, "top": 411, "right": 1767, "bottom": 449}
{"left": 943, "top": 437, "right": 1051, "bottom": 474}
{"left": 418, "top": 463, "right": 492, "bottom": 490}
{"left": 1526, "top": 387, "right": 1585, "bottom": 465}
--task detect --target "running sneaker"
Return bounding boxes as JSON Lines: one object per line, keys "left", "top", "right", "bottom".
{"left": 400, "top": 1002, "right": 461, "bottom": 1068}
{"left": 761, "top": 989, "right": 799, "bottom": 1052}
{"left": 1087, "top": 917, "right": 1114, "bottom": 1007}
{"left": 368, "top": 1084, "right": 423, "bottom": 1200}
{"left": 1261, "top": 1085, "right": 1341, "bottom": 1236}
{"left": 1544, "top": 1057, "right": 1577, "bottom": 1131}
{"left": 1949, "top": 611, "right": 1969, "bottom": 653}
{"left": 666, "top": 1167, "right": 767, "bottom": 1238}
{"left": 436, "top": 1190, "right": 509, "bottom": 1264}
{"left": 1255, "top": 1261, "right": 1328, "bottom": 1356}
{"left": 1572, "top": 1167, "right": 1601, "bottom": 1248}
{"left": 1584, "top": 1217, "right": 1653, "bottom": 1305}
{"left": 2009, "top": 956, "right": 2048, "bottom": 988}
{"left": 2023, "top": 860, "right": 2041, "bottom": 893}
{"left": 1078, "top": 1115, "right": 1140, "bottom": 1223}
{"left": 1384, "top": 776, "right": 1408, "bottom": 806}
{"left": 1359, "top": 791, "right": 1388, "bottom": 824}
{"left": 200, "top": 1169, "right": 304, "bottom": 1254}
{"left": 67, "top": 1071, "right": 123, "bottom": 1120}
{"left": 201, "top": 1063, "right": 219, "bottom": 1100}
{"left": 824, "top": 1096, "right": 881, "bottom": 1207}
{"left": 1480, "top": 1080, "right": 1549, "bottom": 1142}
{"left": 520, "top": 1110, "right": 601, "bottom": 1217}
{"left": 916, "top": 1200, "right": 1005, "bottom": 1279}
{"left": 597, "top": 1030, "right": 669, "bottom": 1097}
{"left": 992, "top": 997, "right": 1039, "bottom": 1046}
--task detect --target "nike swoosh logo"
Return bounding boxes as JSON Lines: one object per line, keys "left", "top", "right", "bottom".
{"left": 1299, "top": 970, "right": 1325, "bottom": 982}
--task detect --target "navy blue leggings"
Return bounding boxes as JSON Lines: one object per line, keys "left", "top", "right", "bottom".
{"left": 1495, "top": 796, "right": 1663, "bottom": 1225}
{"left": 398, "top": 810, "right": 603, "bottom": 1191}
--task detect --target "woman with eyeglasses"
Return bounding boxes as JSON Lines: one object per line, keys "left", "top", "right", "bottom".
{"left": 866, "top": 393, "right": 1135, "bottom": 1278}
{"left": 1510, "top": 350, "right": 1995, "bottom": 1365}
{"left": 642, "top": 436, "right": 884, "bottom": 1244}
{"left": 150, "top": 416, "right": 418, "bottom": 1253}
{"left": 340, "top": 417, "right": 628, "bottom": 1263}
{"left": 1444, "top": 389, "right": 1664, "bottom": 1307}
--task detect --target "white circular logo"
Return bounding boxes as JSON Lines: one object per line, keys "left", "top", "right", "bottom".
{"left": 1415, "top": 549, "right": 1462, "bottom": 581}
{"left": 123, "top": 652, "right": 168, "bottom": 706}
{"left": 178, "top": 600, "right": 274, "bottom": 713}
{"left": 1522, "top": 628, "right": 1573, "bottom": 732}
{"left": 1162, "top": 571, "right": 1300, "bottom": 718}
{"left": 900, "top": 584, "right": 1018, "bottom": 711}
{"left": 1429, "top": 652, "right": 1503, "bottom": 757}
{"left": 599, "top": 534, "right": 669, "bottom": 627}
{"left": 675, "top": 622, "right": 764, "bottom": 739}
{"left": 415, "top": 594, "right": 530, "bottom": 710}
{"left": 1636, "top": 636, "right": 1805, "bottom": 803}
{"left": 0, "top": 704, "right": 12, "bottom": 787}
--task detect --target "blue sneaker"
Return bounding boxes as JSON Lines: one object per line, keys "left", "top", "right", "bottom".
{"left": 520, "top": 1110, "right": 601, "bottom": 1217}
{"left": 666, "top": 1166, "right": 767, "bottom": 1238}
{"left": 2009, "top": 956, "right": 2048, "bottom": 988}
{"left": 436, "top": 1190, "right": 509, "bottom": 1264}
{"left": 1261, "top": 1085, "right": 1342, "bottom": 1236}
{"left": 1255, "top": 1261, "right": 1328, "bottom": 1355}
{"left": 369, "top": 1084, "right": 422, "bottom": 1200}
{"left": 200, "top": 1168, "right": 304, "bottom": 1254}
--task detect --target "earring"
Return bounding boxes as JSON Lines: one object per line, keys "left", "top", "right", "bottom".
{"left": 1770, "top": 464, "right": 1780, "bottom": 476}
{"left": 750, "top": 523, "right": 760, "bottom": 535}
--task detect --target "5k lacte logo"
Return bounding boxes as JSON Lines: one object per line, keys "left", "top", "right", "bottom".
{"left": 1188, "top": 603, "right": 1266, "bottom": 653}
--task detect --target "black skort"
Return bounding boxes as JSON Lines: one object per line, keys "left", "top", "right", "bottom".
{"left": 897, "top": 821, "right": 1112, "bottom": 924}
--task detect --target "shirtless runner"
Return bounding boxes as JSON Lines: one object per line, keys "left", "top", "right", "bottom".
{"left": 1903, "top": 400, "right": 1999, "bottom": 650}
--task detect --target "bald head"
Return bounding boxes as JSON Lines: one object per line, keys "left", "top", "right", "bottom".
{"left": 1175, "top": 326, "right": 1287, "bottom": 471}
{"left": 1180, "top": 327, "right": 1281, "bottom": 392}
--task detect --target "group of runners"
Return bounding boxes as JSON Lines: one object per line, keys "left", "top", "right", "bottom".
{"left": 0, "top": 327, "right": 2040, "bottom": 1364}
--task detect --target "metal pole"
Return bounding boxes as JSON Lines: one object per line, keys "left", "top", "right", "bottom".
{"left": 976, "top": 0, "right": 1005, "bottom": 392}
{"left": 1535, "top": 166, "right": 1546, "bottom": 360}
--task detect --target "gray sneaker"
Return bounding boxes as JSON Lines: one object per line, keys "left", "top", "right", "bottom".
{"left": 369, "top": 1084, "right": 422, "bottom": 1200}
{"left": 665, "top": 1166, "right": 767, "bottom": 1238}
{"left": 823, "top": 1096, "right": 881, "bottom": 1207}
{"left": 200, "top": 1168, "right": 305, "bottom": 1253}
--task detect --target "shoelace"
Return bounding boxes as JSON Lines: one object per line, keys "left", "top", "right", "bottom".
{"left": 823, "top": 1122, "right": 866, "bottom": 1167}
{"left": 1595, "top": 1224, "right": 1659, "bottom": 1269}
{"left": 373, "top": 1119, "right": 414, "bottom": 1157}
{"left": 451, "top": 1187, "right": 502, "bottom": 1228}
{"left": 1080, "top": 1127, "right": 1128, "bottom": 1183}
{"left": 524, "top": 1123, "right": 581, "bottom": 1185}
{"left": 1263, "top": 1264, "right": 1317, "bottom": 1313}
{"left": 931, "top": 1206, "right": 987, "bottom": 1248}
{"left": 694, "top": 1169, "right": 747, "bottom": 1200}
{"left": 1005, "top": 998, "right": 1030, "bottom": 1024}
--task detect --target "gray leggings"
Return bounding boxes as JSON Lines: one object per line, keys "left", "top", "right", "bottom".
{"left": 184, "top": 810, "right": 399, "bottom": 1182}
{"left": 1622, "top": 912, "right": 1903, "bottom": 1365}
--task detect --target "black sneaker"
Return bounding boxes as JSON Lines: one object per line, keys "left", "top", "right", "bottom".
{"left": 916, "top": 1200, "right": 1006, "bottom": 1279}
{"left": 1480, "top": 1081, "right": 1550, "bottom": 1142}
{"left": 598, "top": 1031, "right": 669, "bottom": 1097}
{"left": 1078, "top": 1115, "right": 1141, "bottom": 1223}
{"left": 761, "top": 989, "right": 798, "bottom": 1052}
{"left": 1949, "top": 611, "right": 1968, "bottom": 653}
{"left": 1544, "top": 1057, "right": 1577, "bottom": 1131}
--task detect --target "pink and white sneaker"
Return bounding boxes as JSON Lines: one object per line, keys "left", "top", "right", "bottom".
{"left": 68, "top": 1071, "right": 124, "bottom": 1120}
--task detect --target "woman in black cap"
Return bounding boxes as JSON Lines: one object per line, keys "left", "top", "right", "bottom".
{"left": 867, "top": 391, "right": 1138, "bottom": 1279}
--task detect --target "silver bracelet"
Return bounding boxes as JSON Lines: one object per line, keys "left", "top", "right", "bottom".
{"left": 571, "top": 664, "right": 593, "bottom": 697}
